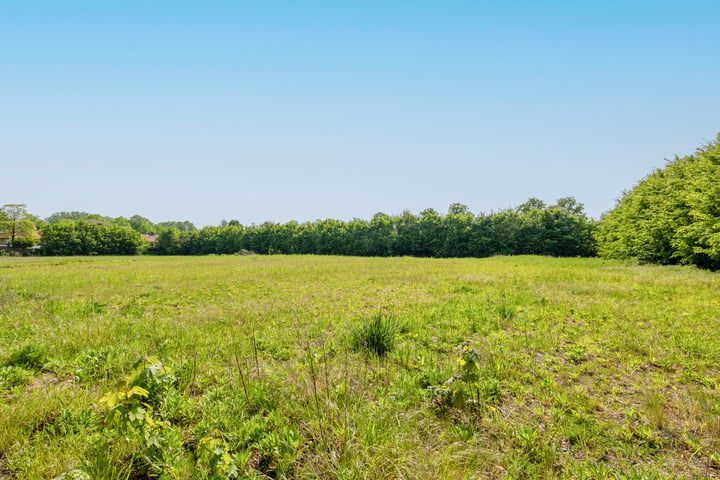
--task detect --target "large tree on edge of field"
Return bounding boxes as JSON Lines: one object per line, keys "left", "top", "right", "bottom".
{"left": 596, "top": 134, "right": 720, "bottom": 269}
{"left": 0, "top": 204, "right": 37, "bottom": 247}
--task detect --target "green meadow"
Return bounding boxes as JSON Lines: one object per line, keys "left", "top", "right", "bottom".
{"left": 1, "top": 255, "right": 719, "bottom": 479}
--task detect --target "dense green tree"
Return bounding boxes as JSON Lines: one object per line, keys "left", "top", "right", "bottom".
{"left": 537, "top": 207, "right": 595, "bottom": 257}
{"left": 553, "top": 197, "right": 585, "bottom": 216}
{"left": 46, "top": 211, "right": 92, "bottom": 224}
{"left": 0, "top": 204, "right": 37, "bottom": 247}
{"left": 442, "top": 204, "right": 473, "bottom": 257}
{"left": 105, "top": 225, "right": 146, "bottom": 254}
{"left": 46, "top": 211, "right": 121, "bottom": 226}
{"left": 197, "top": 227, "right": 222, "bottom": 254}
{"left": 468, "top": 214, "right": 494, "bottom": 256}
{"left": 314, "top": 219, "right": 345, "bottom": 255}
{"left": 129, "top": 215, "right": 156, "bottom": 234}
{"left": 345, "top": 219, "right": 369, "bottom": 256}
{"left": 516, "top": 198, "right": 547, "bottom": 214}
{"left": 367, "top": 213, "right": 395, "bottom": 256}
{"left": 447, "top": 203, "right": 470, "bottom": 216}
{"left": 272, "top": 221, "right": 298, "bottom": 254}
{"left": 41, "top": 221, "right": 144, "bottom": 255}
{"left": 672, "top": 153, "right": 720, "bottom": 267}
{"left": 295, "top": 222, "right": 317, "bottom": 254}
{"left": 253, "top": 222, "right": 276, "bottom": 254}
{"left": 418, "top": 208, "right": 444, "bottom": 257}
{"left": 177, "top": 230, "right": 201, "bottom": 255}
{"left": 158, "top": 220, "right": 197, "bottom": 232}
{"left": 112, "top": 216, "right": 132, "bottom": 228}
{"left": 40, "top": 221, "right": 80, "bottom": 255}
{"left": 214, "top": 225, "right": 244, "bottom": 254}
{"left": 596, "top": 135, "right": 720, "bottom": 268}
{"left": 515, "top": 209, "right": 544, "bottom": 254}
{"left": 155, "top": 227, "right": 180, "bottom": 255}
{"left": 513, "top": 199, "right": 595, "bottom": 257}
{"left": 486, "top": 210, "right": 521, "bottom": 255}
{"left": 394, "top": 210, "right": 422, "bottom": 256}
{"left": 76, "top": 221, "right": 103, "bottom": 254}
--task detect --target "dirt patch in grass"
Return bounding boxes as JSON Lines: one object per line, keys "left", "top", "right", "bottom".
{"left": 26, "top": 373, "right": 70, "bottom": 392}
{"left": 0, "top": 453, "right": 12, "bottom": 480}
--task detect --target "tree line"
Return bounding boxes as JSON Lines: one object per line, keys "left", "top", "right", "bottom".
{"left": 151, "top": 199, "right": 596, "bottom": 257}
{"left": 5, "top": 132, "right": 718, "bottom": 268}
{"left": 1, "top": 199, "right": 597, "bottom": 258}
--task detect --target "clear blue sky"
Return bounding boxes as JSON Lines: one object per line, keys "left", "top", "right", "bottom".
{"left": 2, "top": 1, "right": 719, "bottom": 226}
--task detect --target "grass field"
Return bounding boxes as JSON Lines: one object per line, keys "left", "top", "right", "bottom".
{"left": 1, "top": 255, "right": 719, "bottom": 479}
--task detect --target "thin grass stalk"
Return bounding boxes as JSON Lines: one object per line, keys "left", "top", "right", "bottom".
{"left": 252, "top": 330, "right": 261, "bottom": 379}
{"left": 233, "top": 349, "right": 251, "bottom": 407}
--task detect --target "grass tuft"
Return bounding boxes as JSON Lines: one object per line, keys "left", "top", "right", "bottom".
{"left": 4, "top": 343, "right": 51, "bottom": 371}
{"left": 351, "top": 314, "right": 397, "bottom": 357}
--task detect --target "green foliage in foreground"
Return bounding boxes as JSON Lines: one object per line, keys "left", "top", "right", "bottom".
{"left": 597, "top": 135, "right": 720, "bottom": 269}
{"left": 0, "top": 255, "right": 719, "bottom": 479}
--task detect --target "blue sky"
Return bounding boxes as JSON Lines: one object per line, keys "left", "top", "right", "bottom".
{"left": 2, "top": 1, "right": 719, "bottom": 226}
